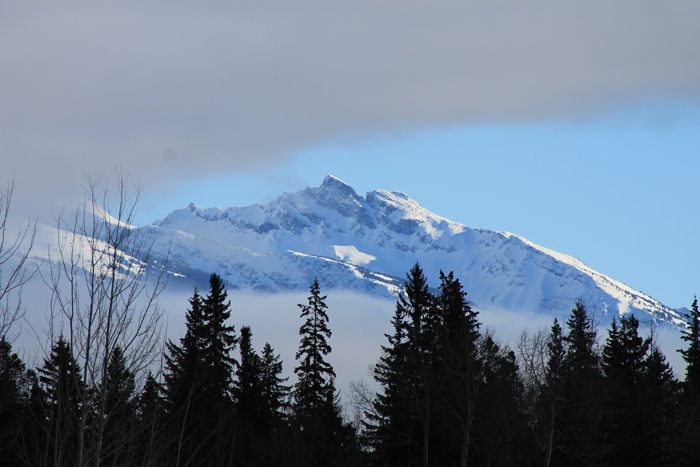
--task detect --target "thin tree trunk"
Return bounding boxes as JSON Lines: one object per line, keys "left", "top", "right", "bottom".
{"left": 543, "top": 401, "right": 555, "bottom": 467}
{"left": 423, "top": 419, "right": 429, "bottom": 467}
{"left": 459, "top": 415, "right": 473, "bottom": 467}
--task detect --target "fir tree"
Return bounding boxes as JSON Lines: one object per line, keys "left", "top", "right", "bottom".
{"left": 556, "top": 301, "right": 602, "bottom": 467}
{"left": 434, "top": 271, "right": 481, "bottom": 467}
{"left": 163, "top": 276, "right": 238, "bottom": 467}
{"left": 641, "top": 335, "right": 680, "bottom": 466}
{"left": 471, "top": 334, "right": 523, "bottom": 467}
{"left": 136, "top": 372, "right": 166, "bottom": 467}
{"left": 293, "top": 278, "right": 346, "bottom": 467}
{"left": 259, "top": 342, "right": 290, "bottom": 423}
{"left": 368, "top": 289, "right": 414, "bottom": 467}
{"left": 234, "top": 325, "right": 266, "bottom": 465}
{"left": 600, "top": 314, "right": 651, "bottom": 467}
{"left": 37, "top": 336, "right": 85, "bottom": 467}
{"left": 400, "top": 263, "right": 435, "bottom": 467}
{"left": 293, "top": 278, "right": 335, "bottom": 417}
{"left": 100, "top": 346, "right": 137, "bottom": 467}
{"left": 164, "top": 287, "right": 206, "bottom": 411}
{"left": 678, "top": 296, "right": 700, "bottom": 465}
{"left": 680, "top": 296, "right": 700, "bottom": 398}
{"left": 563, "top": 301, "right": 599, "bottom": 373}
{"left": 370, "top": 263, "right": 436, "bottom": 467}
{"left": 0, "top": 337, "right": 31, "bottom": 467}
{"left": 540, "top": 318, "right": 567, "bottom": 467}
{"left": 202, "top": 274, "right": 238, "bottom": 403}
{"left": 234, "top": 325, "right": 263, "bottom": 420}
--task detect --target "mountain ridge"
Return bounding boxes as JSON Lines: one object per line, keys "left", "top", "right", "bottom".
{"left": 140, "top": 175, "right": 682, "bottom": 327}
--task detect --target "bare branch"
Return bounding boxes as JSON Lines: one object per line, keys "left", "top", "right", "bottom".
{"left": 0, "top": 177, "right": 37, "bottom": 340}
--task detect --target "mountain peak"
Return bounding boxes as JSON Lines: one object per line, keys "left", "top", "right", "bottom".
{"left": 144, "top": 176, "right": 681, "bottom": 328}
{"left": 318, "top": 175, "right": 358, "bottom": 200}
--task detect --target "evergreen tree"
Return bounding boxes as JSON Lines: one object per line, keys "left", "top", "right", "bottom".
{"left": 540, "top": 318, "right": 567, "bottom": 467}
{"left": 135, "top": 372, "right": 166, "bottom": 467}
{"left": 259, "top": 342, "right": 290, "bottom": 422}
{"left": 163, "top": 288, "right": 207, "bottom": 466}
{"left": 234, "top": 325, "right": 263, "bottom": 420}
{"left": 401, "top": 263, "right": 436, "bottom": 467}
{"left": 678, "top": 296, "right": 700, "bottom": 464}
{"left": 37, "top": 336, "right": 85, "bottom": 467}
{"left": 563, "top": 301, "right": 599, "bottom": 373}
{"left": 233, "top": 325, "right": 267, "bottom": 465}
{"left": 254, "top": 341, "right": 292, "bottom": 467}
{"left": 293, "top": 278, "right": 335, "bottom": 416}
{"left": 680, "top": 296, "right": 700, "bottom": 398}
{"left": 201, "top": 274, "right": 238, "bottom": 403}
{"left": 368, "top": 289, "right": 414, "bottom": 467}
{"left": 100, "top": 346, "right": 137, "bottom": 467}
{"left": 293, "top": 278, "right": 346, "bottom": 467}
{"left": 164, "top": 287, "right": 206, "bottom": 410}
{"left": 600, "top": 314, "right": 651, "bottom": 467}
{"left": 370, "top": 263, "right": 435, "bottom": 467}
{"left": 163, "top": 275, "right": 238, "bottom": 467}
{"left": 0, "top": 337, "right": 31, "bottom": 466}
{"left": 556, "top": 301, "right": 602, "bottom": 467}
{"left": 641, "top": 336, "right": 680, "bottom": 466}
{"left": 434, "top": 271, "right": 481, "bottom": 467}
{"left": 471, "top": 335, "right": 523, "bottom": 467}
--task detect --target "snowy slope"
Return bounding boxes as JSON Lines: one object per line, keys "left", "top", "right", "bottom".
{"left": 138, "top": 175, "right": 681, "bottom": 327}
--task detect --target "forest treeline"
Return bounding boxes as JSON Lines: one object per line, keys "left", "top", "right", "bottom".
{"left": 2, "top": 264, "right": 700, "bottom": 467}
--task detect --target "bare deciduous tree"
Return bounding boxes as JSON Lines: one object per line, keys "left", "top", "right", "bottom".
{"left": 43, "top": 171, "right": 169, "bottom": 467}
{"left": 0, "top": 177, "right": 37, "bottom": 340}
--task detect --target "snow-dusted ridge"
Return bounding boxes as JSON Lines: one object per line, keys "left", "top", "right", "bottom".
{"left": 133, "top": 175, "right": 682, "bottom": 327}
{"left": 18, "top": 175, "right": 676, "bottom": 327}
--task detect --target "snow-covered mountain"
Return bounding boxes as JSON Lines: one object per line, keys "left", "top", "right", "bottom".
{"left": 137, "top": 175, "right": 681, "bottom": 327}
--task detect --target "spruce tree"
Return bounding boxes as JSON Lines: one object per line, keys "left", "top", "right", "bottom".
{"left": 202, "top": 274, "right": 238, "bottom": 403}
{"left": 600, "top": 314, "right": 651, "bottom": 467}
{"left": 563, "top": 301, "right": 599, "bottom": 373}
{"left": 136, "top": 372, "right": 166, "bottom": 467}
{"left": 293, "top": 278, "right": 345, "bottom": 467}
{"left": 434, "top": 270, "right": 481, "bottom": 467}
{"left": 370, "top": 263, "right": 436, "bottom": 467}
{"left": 164, "top": 275, "right": 238, "bottom": 466}
{"left": 678, "top": 296, "right": 700, "bottom": 464}
{"left": 234, "top": 325, "right": 263, "bottom": 420}
{"left": 557, "top": 301, "right": 602, "bottom": 467}
{"left": 401, "top": 263, "right": 436, "bottom": 467}
{"left": 37, "top": 336, "right": 85, "bottom": 467}
{"left": 234, "top": 325, "right": 266, "bottom": 465}
{"left": 368, "top": 290, "right": 413, "bottom": 467}
{"left": 100, "top": 346, "right": 137, "bottom": 467}
{"left": 0, "top": 337, "right": 31, "bottom": 467}
{"left": 641, "top": 336, "right": 680, "bottom": 466}
{"left": 293, "top": 278, "right": 335, "bottom": 416}
{"left": 163, "top": 287, "right": 207, "bottom": 461}
{"left": 470, "top": 335, "right": 523, "bottom": 467}
{"left": 680, "top": 296, "right": 700, "bottom": 398}
{"left": 259, "top": 342, "right": 290, "bottom": 423}
{"left": 540, "top": 319, "right": 567, "bottom": 467}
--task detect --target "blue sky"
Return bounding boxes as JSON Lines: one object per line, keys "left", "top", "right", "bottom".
{"left": 2, "top": 2, "right": 699, "bottom": 309}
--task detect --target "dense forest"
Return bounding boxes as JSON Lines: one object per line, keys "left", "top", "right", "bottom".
{"left": 1, "top": 264, "right": 700, "bottom": 467}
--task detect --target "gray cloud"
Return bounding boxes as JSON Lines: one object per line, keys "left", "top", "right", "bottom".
{"left": 2, "top": 1, "right": 699, "bottom": 216}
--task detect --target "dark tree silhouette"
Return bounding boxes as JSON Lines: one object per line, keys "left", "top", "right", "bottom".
{"left": 293, "top": 278, "right": 347, "bottom": 467}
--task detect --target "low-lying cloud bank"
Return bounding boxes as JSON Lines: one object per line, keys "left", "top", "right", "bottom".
{"left": 14, "top": 282, "right": 687, "bottom": 403}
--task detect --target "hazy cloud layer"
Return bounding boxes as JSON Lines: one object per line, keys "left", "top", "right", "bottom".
{"left": 18, "top": 286, "right": 687, "bottom": 401}
{"left": 2, "top": 1, "right": 700, "bottom": 214}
